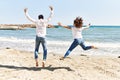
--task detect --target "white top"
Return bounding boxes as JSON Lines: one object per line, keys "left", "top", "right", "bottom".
{"left": 71, "top": 25, "right": 90, "bottom": 39}
{"left": 25, "top": 10, "right": 53, "bottom": 37}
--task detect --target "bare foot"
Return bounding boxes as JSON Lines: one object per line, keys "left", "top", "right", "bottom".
{"left": 92, "top": 46, "right": 98, "bottom": 49}
{"left": 42, "top": 61, "right": 45, "bottom": 68}
{"left": 36, "top": 61, "right": 38, "bottom": 67}
{"left": 60, "top": 57, "right": 65, "bottom": 60}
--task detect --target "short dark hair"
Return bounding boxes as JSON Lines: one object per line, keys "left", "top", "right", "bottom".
{"left": 38, "top": 15, "right": 44, "bottom": 19}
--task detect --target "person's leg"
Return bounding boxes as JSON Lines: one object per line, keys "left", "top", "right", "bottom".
{"left": 41, "top": 37, "right": 47, "bottom": 67}
{"left": 79, "top": 41, "right": 92, "bottom": 50}
{"left": 34, "top": 36, "right": 40, "bottom": 67}
{"left": 63, "top": 39, "right": 79, "bottom": 58}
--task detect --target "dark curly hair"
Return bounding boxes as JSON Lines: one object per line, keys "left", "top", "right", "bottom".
{"left": 74, "top": 17, "right": 83, "bottom": 28}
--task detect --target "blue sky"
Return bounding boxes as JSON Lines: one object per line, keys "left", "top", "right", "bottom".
{"left": 0, "top": 0, "right": 120, "bottom": 25}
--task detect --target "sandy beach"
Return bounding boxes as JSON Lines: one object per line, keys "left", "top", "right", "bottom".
{"left": 0, "top": 48, "right": 120, "bottom": 80}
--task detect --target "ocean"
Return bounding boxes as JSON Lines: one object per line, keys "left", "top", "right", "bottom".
{"left": 0, "top": 26, "right": 120, "bottom": 56}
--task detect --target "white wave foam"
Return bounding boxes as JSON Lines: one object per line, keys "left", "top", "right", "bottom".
{"left": 0, "top": 37, "right": 120, "bottom": 56}
{"left": 0, "top": 37, "right": 34, "bottom": 43}
{"left": 0, "top": 37, "right": 120, "bottom": 48}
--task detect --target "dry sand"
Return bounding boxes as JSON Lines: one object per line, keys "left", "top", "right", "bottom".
{"left": 0, "top": 48, "right": 120, "bottom": 80}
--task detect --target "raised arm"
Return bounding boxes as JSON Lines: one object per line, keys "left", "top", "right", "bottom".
{"left": 47, "top": 6, "right": 54, "bottom": 22}
{"left": 82, "top": 23, "right": 91, "bottom": 30}
{"left": 58, "top": 22, "right": 71, "bottom": 30}
{"left": 24, "top": 8, "right": 36, "bottom": 23}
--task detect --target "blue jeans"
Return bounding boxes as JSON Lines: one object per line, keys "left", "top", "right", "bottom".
{"left": 64, "top": 39, "right": 92, "bottom": 58}
{"left": 34, "top": 36, "right": 47, "bottom": 61}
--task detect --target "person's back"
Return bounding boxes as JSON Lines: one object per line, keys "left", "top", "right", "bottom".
{"left": 35, "top": 19, "right": 48, "bottom": 37}
{"left": 24, "top": 6, "right": 53, "bottom": 37}
{"left": 58, "top": 17, "right": 97, "bottom": 60}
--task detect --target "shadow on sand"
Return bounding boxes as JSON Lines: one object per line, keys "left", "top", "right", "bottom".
{"left": 0, "top": 64, "right": 74, "bottom": 71}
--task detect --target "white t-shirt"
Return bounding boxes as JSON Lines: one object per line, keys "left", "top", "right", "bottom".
{"left": 35, "top": 19, "right": 48, "bottom": 37}
{"left": 71, "top": 25, "right": 90, "bottom": 39}
{"left": 25, "top": 10, "right": 53, "bottom": 37}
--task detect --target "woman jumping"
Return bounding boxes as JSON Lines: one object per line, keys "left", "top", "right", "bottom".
{"left": 58, "top": 17, "right": 97, "bottom": 60}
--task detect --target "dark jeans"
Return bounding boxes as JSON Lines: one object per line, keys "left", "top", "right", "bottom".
{"left": 34, "top": 36, "right": 47, "bottom": 60}
{"left": 64, "top": 39, "right": 92, "bottom": 58}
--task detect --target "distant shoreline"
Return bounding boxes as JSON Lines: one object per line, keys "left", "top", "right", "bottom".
{"left": 0, "top": 24, "right": 35, "bottom": 30}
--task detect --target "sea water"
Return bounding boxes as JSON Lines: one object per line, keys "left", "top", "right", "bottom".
{"left": 0, "top": 26, "right": 120, "bottom": 56}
